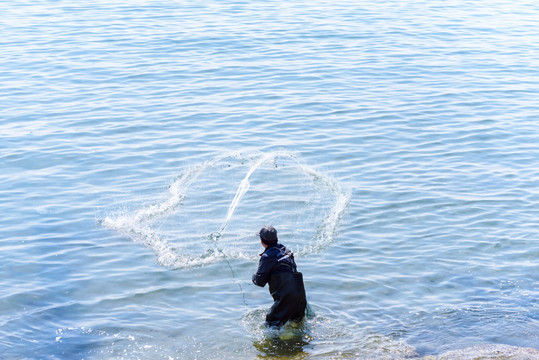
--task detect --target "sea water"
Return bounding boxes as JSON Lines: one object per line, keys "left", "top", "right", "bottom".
{"left": 1, "top": 0, "right": 538, "bottom": 359}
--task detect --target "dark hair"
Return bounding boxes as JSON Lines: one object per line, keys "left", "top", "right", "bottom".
{"left": 257, "top": 225, "right": 278, "bottom": 245}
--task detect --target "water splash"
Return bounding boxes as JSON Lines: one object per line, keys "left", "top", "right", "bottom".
{"left": 217, "top": 153, "right": 270, "bottom": 234}
{"left": 101, "top": 150, "right": 350, "bottom": 269}
{"left": 242, "top": 305, "right": 419, "bottom": 359}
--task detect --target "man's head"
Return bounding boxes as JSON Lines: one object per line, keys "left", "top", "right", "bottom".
{"left": 257, "top": 225, "right": 278, "bottom": 246}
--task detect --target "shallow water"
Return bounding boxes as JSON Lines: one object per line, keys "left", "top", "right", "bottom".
{"left": 1, "top": 0, "right": 538, "bottom": 359}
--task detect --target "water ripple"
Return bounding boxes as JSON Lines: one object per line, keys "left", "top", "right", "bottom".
{"left": 1, "top": 0, "right": 539, "bottom": 358}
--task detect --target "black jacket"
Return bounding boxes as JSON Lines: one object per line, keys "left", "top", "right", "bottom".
{"left": 252, "top": 243, "right": 296, "bottom": 289}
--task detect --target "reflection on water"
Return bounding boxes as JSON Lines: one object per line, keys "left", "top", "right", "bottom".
{"left": 254, "top": 325, "right": 312, "bottom": 359}
{"left": 245, "top": 307, "right": 313, "bottom": 359}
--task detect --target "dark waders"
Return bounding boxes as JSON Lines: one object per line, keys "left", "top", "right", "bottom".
{"left": 266, "top": 267, "right": 307, "bottom": 327}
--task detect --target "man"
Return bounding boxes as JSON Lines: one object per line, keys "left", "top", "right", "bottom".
{"left": 252, "top": 225, "right": 307, "bottom": 327}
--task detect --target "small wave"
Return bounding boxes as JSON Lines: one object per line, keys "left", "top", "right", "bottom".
{"left": 436, "top": 344, "right": 539, "bottom": 360}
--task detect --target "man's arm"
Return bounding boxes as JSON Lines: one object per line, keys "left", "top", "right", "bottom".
{"left": 252, "top": 254, "right": 276, "bottom": 287}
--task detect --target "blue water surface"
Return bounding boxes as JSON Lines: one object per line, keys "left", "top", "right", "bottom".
{"left": 1, "top": 0, "right": 538, "bottom": 359}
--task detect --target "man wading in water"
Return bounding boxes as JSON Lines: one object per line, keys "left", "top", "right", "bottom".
{"left": 252, "top": 225, "right": 307, "bottom": 327}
